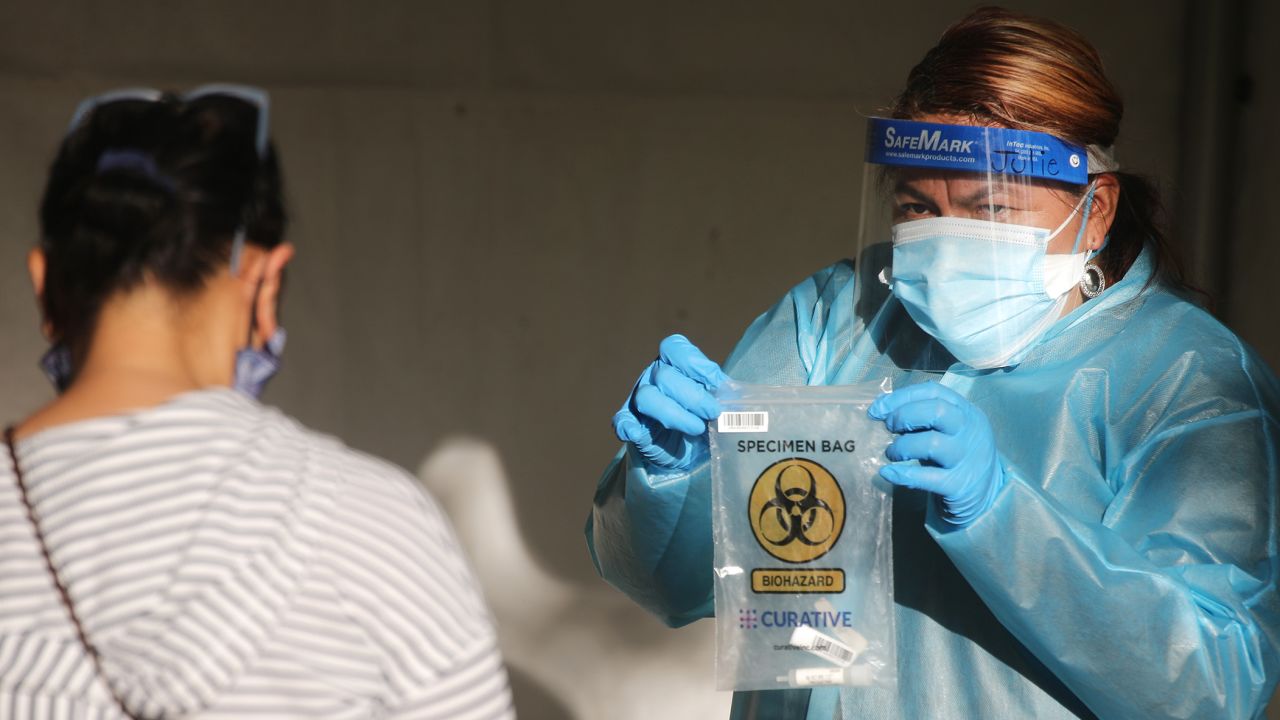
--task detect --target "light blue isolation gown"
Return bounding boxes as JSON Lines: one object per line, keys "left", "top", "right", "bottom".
{"left": 586, "top": 245, "right": 1280, "bottom": 719}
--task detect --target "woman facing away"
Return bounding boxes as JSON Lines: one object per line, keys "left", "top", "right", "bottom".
{"left": 1, "top": 86, "right": 514, "bottom": 719}
{"left": 588, "top": 7, "right": 1280, "bottom": 720}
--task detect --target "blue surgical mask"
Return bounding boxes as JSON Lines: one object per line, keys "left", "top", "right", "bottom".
{"left": 233, "top": 327, "right": 286, "bottom": 398}
{"left": 889, "top": 187, "right": 1098, "bottom": 369}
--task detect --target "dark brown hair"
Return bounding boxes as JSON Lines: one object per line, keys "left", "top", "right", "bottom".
{"left": 39, "top": 93, "right": 287, "bottom": 371}
{"left": 891, "top": 6, "right": 1195, "bottom": 299}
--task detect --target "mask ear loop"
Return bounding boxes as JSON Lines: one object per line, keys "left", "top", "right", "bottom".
{"left": 1089, "top": 232, "right": 1111, "bottom": 260}
{"left": 231, "top": 226, "right": 264, "bottom": 348}
{"left": 228, "top": 226, "right": 261, "bottom": 348}
{"left": 229, "top": 228, "right": 246, "bottom": 276}
{"left": 1054, "top": 179, "right": 1098, "bottom": 252}
{"left": 245, "top": 271, "right": 266, "bottom": 349}
{"left": 1074, "top": 179, "right": 1111, "bottom": 299}
{"left": 1067, "top": 179, "right": 1114, "bottom": 261}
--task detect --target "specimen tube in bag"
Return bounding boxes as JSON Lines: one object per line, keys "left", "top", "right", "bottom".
{"left": 709, "top": 380, "right": 896, "bottom": 691}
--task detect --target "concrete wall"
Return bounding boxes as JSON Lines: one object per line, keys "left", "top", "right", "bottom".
{"left": 1, "top": 2, "right": 1275, "bottom": 718}
{"left": 1230, "top": 0, "right": 1280, "bottom": 367}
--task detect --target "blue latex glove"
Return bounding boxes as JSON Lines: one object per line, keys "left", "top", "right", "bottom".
{"left": 868, "top": 381, "right": 1005, "bottom": 526}
{"left": 613, "top": 334, "right": 730, "bottom": 470}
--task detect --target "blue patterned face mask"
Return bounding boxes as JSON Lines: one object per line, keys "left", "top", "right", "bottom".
{"left": 889, "top": 187, "right": 1097, "bottom": 370}
{"left": 40, "top": 330, "right": 285, "bottom": 397}
{"left": 40, "top": 344, "right": 74, "bottom": 394}
{"left": 233, "top": 327, "right": 286, "bottom": 398}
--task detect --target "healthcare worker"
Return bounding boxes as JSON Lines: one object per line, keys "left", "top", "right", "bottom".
{"left": 587, "top": 7, "right": 1280, "bottom": 720}
{"left": 2, "top": 86, "right": 513, "bottom": 718}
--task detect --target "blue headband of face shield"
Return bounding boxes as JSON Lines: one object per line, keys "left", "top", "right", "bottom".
{"left": 864, "top": 117, "right": 1118, "bottom": 181}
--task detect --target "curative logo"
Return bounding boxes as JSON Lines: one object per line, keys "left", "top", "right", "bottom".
{"left": 735, "top": 607, "right": 856, "bottom": 630}
{"left": 748, "top": 458, "right": 845, "bottom": 563}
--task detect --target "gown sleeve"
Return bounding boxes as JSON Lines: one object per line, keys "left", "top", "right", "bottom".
{"left": 932, "top": 333, "right": 1280, "bottom": 719}
{"left": 584, "top": 263, "right": 852, "bottom": 627}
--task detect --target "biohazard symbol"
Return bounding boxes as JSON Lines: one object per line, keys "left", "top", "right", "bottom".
{"left": 748, "top": 458, "right": 845, "bottom": 564}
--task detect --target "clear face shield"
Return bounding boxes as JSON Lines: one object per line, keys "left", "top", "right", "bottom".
{"left": 854, "top": 118, "right": 1115, "bottom": 370}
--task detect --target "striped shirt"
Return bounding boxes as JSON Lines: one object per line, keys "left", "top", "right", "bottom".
{"left": 0, "top": 388, "right": 514, "bottom": 719}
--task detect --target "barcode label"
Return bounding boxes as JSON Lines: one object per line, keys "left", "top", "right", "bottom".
{"left": 812, "top": 637, "right": 854, "bottom": 663}
{"left": 790, "top": 625, "right": 857, "bottom": 667}
{"left": 791, "top": 667, "right": 846, "bottom": 687}
{"left": 717, "top": 411, "right": 769, "bottom": 433}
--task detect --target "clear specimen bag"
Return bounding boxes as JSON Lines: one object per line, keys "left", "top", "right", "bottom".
{"left": 709, "top": 380, "right": 896, "bottom": 691}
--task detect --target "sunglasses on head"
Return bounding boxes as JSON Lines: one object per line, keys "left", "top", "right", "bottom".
{"left": 68, "top": 83, "right": 271, "bottom": 272}
{"left": 67, "top": 83, "right": 269, "bottom": 158}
